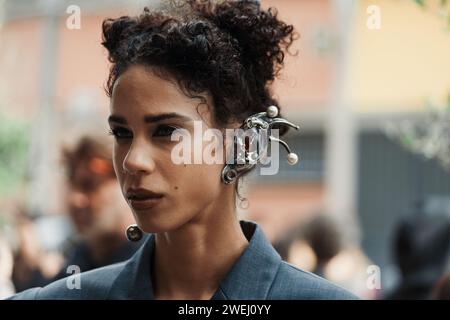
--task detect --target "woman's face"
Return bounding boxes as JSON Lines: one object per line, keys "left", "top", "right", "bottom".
{"left": 109, "top": 65, "right": 232, "bottom": 233}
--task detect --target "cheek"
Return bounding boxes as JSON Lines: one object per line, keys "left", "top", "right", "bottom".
{"left": 112, "top": 144, "right": 126, "bottom": 184}
{"left": 169, "top": 163, "right": 223, "bottom": 202}
{"left": 165, "top": 136, "right": 225, "bottom": 197}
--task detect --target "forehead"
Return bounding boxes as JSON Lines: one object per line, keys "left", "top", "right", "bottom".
{"left": 110, "top": 65, "right": 209, "bottom": 121}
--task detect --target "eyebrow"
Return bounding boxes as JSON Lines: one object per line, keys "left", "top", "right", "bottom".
{"left": 108, "top": 113, "right": 192, "bottom": 125}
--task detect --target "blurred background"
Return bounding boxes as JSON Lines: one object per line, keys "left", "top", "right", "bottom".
{"left": 1, "top": 0, "right": 450, "bottom": 300}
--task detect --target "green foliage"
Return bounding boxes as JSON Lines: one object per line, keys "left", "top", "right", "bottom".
{"left": 447, "top": 92, "right": 450, "bottom": 111}
{"left": 414, "top": 0, "right": 448, "bottom": 7}
{"left": 414, "top": 0, "right": 426, "bottom": 6}
{"left": 0, "top": 110, "right": 30, "bottom": 197}
{"left": 386, "top": 93, "right": 450, "bottom": 170}
{"left": 413, "top": 0, "right": 450, "bottom": 26}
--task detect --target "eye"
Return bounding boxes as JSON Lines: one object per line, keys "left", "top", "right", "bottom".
{"left": 153, "top": 125, "right": 178, "bottom": 138}
{"left": 109, "top": 127, "right": 133, "bottom": 140}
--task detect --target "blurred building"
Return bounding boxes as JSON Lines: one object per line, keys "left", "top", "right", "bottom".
{"left": 1, "top": 0, "right": 450, "bottom": 294}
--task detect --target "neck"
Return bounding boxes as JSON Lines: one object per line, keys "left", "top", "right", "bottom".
{"left": 152, "top": 201, "right": 249, "bottom": 300}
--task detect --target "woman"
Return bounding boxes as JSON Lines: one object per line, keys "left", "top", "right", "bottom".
{"left": 9, "top": 0, "right": 356, "bottom": 300}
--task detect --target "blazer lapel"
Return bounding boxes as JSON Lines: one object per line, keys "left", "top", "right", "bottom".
{"left": 212, "top": 221, "right": 282, "bottom": 300}
{"left": 107, "top": 234, "right": 155, "bottom": 299}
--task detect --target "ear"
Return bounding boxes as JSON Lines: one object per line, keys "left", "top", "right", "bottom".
{"left": 222, "top": 121, "right": 242, "bottom": 157}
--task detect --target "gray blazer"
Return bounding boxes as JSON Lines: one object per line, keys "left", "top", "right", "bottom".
{"left": 8, "top": 220, "right": 357, "bottom": 300}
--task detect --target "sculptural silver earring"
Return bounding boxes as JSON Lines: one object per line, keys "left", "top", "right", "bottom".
{"left": 125, "top": 224, "right": 143, "bottom": 242}
{"left": 221, "top": 105, "right": 300, "bottom": 185}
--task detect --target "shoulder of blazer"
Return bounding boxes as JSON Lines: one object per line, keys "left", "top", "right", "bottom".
{"left": 267, "top": 261, "right": 359, "bottom": 300}
{"left": 7, "top": 261, "right": 128, "bottom": 300}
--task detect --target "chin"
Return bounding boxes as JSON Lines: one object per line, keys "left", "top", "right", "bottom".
{"left": 133, "top": 210, "right": 188, "bottom": 234}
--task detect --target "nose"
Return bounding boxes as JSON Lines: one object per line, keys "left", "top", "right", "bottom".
{"left": 123, "top": 139, "right": 156, "bottom": 176}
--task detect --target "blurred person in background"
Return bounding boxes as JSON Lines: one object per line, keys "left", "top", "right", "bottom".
{"left": 297, "top": 215, "right": 342, "bottom": 278}
{"left": 10, "top": 134, "right": 143, "bottom": 293}
{"left": 274, "top": 214, "right": 374, "bottom": 298}
{"left": 48, "top": 134, "right": 143, "bottom": 282}
{"left": 432, "top": 271, "right": 450, "bottom": 300}
{"left": 274, "top": 214, "right": 346, "bottom": 276}
{"left": 383, "top": 213, "right": 450, "bottom": 300}
{"left": 11, "top": 214, "right": 63, "bottom": 293}
{"left": 0, "top": 236, "right": 15, "bottom": 299}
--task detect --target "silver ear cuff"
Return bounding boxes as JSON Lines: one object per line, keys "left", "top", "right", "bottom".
{"left": 221, "top": 105, "right": 300, "bottom": 185}
{"left": 125, "top": 224, "right": 144, "bottom": 242}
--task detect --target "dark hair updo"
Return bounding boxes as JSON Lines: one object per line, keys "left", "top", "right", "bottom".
{"left": 101, "top": 0, "right": 297, "bottom": 132}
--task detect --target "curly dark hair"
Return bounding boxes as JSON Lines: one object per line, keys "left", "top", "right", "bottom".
{"left": 101, "top": 0, "right": 297, "bottom": 131}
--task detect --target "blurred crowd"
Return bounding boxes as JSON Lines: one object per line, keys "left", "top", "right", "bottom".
{"left": 1, "top": 132, "right": 450, "bottom": 300}
{"left": 273, "top": 211, "right": 450, "bottom": 300}
{"left": 0, "top": 133, "right": 144, "bottom": 298}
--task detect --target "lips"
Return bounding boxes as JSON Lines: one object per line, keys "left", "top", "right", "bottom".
{"left": 126, "top": 188, "right": 164, "bottom": 210}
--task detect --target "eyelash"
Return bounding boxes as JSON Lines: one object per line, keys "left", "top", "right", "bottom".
{"left": 108, "top": 128, "right": 132, "bottom": 140}
{"left": 108, "top": 125, "right": 179, "bottom": 140}
{"left": 154, "top": 125, "right": 179, "bottom": 137}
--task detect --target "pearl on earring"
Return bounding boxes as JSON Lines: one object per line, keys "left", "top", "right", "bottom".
{"left": 287, "top": 153, "right": 299, "bottom": 165}
{"left": 267, "top": 105, "right": 279, "bottom": 118}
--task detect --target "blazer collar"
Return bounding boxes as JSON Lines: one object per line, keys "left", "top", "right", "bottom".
{"left": 108, "top": 220, "right": 282, "bottom": 300}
